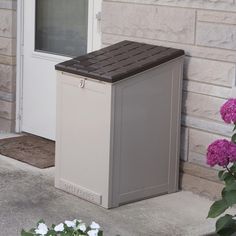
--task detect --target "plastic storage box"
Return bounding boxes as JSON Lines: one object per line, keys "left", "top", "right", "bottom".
{"left": 55, "top": 41, "right": 184, "bottom": 209}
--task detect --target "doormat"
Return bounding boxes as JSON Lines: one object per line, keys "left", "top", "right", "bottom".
{"left": 0, "top": 134, "right": 55, "bottom": 168}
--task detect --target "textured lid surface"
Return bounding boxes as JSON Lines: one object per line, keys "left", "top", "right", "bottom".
{"left": 55, "top": 40, "right": 184, "bottom": 83}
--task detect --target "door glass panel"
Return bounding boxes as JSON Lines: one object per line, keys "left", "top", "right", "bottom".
{"left": 35, "top": 0, "right": 88, "bottom": 57}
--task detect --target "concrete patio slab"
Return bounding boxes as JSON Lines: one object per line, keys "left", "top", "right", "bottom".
{"left": 0, "top": 153, "right": 225, "bottom": 236}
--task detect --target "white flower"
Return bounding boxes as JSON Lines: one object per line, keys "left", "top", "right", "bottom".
{"left": 35, "top": 223, "right": 48, "bottom": 236}
{"left": 78, "top": 223, "right": 86, "bottom": 232}
{"left": 54, "top": 223, "right": 64, "bottom": 232}
{"left": 90, "top": 221, "right": 100, "bottom": 229}
{"left": 88, "top": 229, "right": 99, "bottom": 236}
{"left": 65, "top": 219, "right": 77, "bottom": 228}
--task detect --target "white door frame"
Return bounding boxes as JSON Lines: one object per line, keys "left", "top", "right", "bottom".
{"left": 16, "top": 0, "right": 24, "bottom": 133}
{"left": 15, "top": 0, "right": 102, "bottom": 133}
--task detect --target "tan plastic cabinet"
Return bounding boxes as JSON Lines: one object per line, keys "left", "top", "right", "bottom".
{"left": 55, "top": 41, "right": 184, "bottom": 209}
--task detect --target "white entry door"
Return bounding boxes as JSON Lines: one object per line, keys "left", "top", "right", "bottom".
{"left": 21, "top": 0, "right": 101, "bottom": 140}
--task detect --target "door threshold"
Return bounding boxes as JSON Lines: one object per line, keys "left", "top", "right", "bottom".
{"left": 0, "top": 133, "right": 23, "bottom": 140}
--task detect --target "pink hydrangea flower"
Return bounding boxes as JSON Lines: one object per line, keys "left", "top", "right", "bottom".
{"left": 220, "top": 99, "right": 236, "bottom": 124}
{"left": 206, "top": 139, "right": 236, "bottom": 167}
{"left": 228, "top": 142, "right": 236, "bottom": 162}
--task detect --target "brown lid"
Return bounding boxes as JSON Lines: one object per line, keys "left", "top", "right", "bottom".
{"left": 55, "top": 40, "right": 184, "bottom": 83}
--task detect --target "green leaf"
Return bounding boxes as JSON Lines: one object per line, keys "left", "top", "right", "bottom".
{"left": 219, "top": 170, "right": 225, "bottom": 181}
{"left": 207, "top": 199, "right": 229, "bottom": 218}
{"left": 221, "top": 172, "right": 231, "bottom": 181}
{"left": 232, "top": 133, "right": 236, "bottom": 144}
{"left": 216, "top": 215, "right": 236, "bottom": 236}
{"left": 233, "top": 123, "right": 236, "bottom": 132}
{"left": 98, "top": 231, "right": 103, "bottom": 236}
{"left": 37, "top": 219, "right": 45, "bottom": 226}
{"left": 224, "top": 173, "right": 235, "bottom": 185}
{"left": 216, "top": 214, "right": 234, "bottom": 232}
{"left": 21, "top": 230, "right": 34, "bottom": 236}
{"left": 221, "top": 188, "right": 227, "bottom": 198}
{"left": 225, "top": 182, "right": 236, "bottom": 191}
{"left": 222, "top": 190, "right": 236, "bottom": 207}
{"left": 46, "top": 229, "right": 57, "bottom": 236}
{"left": 218, "top": 227, "right": 236, "bottom": 236}
{"left": 229, "top": 163, "right": 236, "bottom": 173}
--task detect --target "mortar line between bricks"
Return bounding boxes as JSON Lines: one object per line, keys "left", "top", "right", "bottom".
{"left": 0, "top": 54, "right": 15, "bottom": 58}
{"left": 181, "top": 89, "right": 228, "bottom": 101}
{"left": 234, "top": 64, "right": 236, "bottom": 87}
{"left": 102, "top": 32, "right": 236, "bottom": 58}
{"left": 101, "top": 43, "right": 236, "bottom": 64}
{"left": 102, "top": 32, "right": 195, "bottom": 47}
{"left": 103, "top": 0, "right": 236, "bottom": 13}
{"left": 194, "top": 10, "right": 197, "bottom": 45}
{"left": 184, "top": 54, "right": 236, "bottom": 65}
{"left": 0, "top": 35, "right": 16, "bottom": 39}
{"left": 0, "top": 8, "right": 15, "bottom": 13}
{"left": 0, "top": 8, "right": 15, "bottom": 11}
{"left": 0, "top": 54, "right": 16, "bottom": 57}
{"left": 197, "top": 19, "right": 236, "bottom": 26}
{"left": 103, "top": 39, "right": 236, "bottom": 63}
{"left": 183, "top": 78, "right": 232, "bottom": 90}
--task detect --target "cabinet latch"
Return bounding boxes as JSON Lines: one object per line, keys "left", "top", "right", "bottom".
{"left": 80, "top": 79, "right": 85, "bottom": 88}
{"left": 96, "top": 12, "right": 101, "bottom": 21}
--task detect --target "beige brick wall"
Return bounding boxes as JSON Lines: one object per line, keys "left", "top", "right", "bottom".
{"left": 0, "top": 0, "right": 16, "bottom": 132}
{"left": 101, "top": 0, "right": 236, "bottom": 168}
